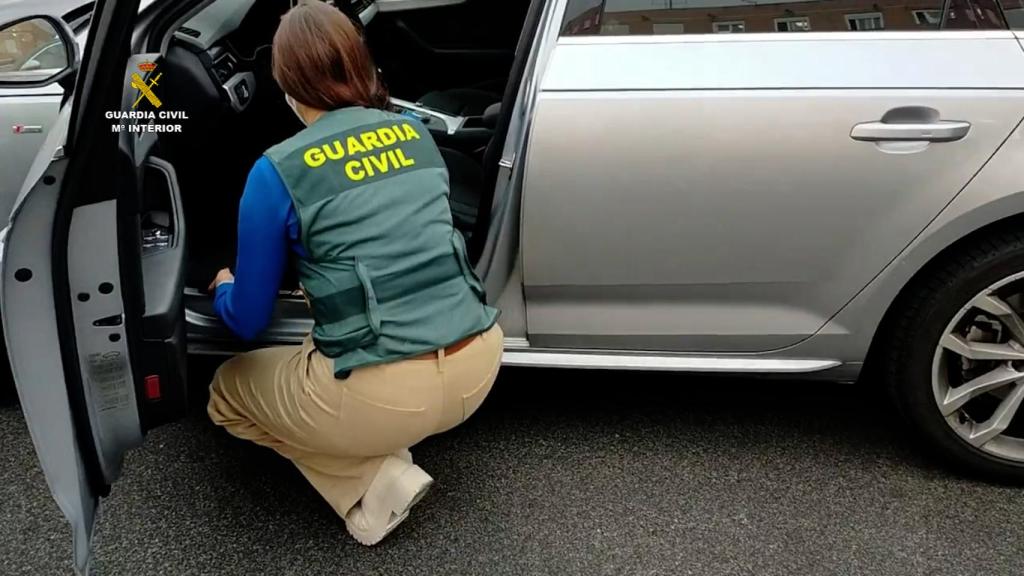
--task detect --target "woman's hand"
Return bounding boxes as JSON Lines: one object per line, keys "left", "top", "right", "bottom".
{"left": 208, "top": 267, "right": 235, "bottom": 293}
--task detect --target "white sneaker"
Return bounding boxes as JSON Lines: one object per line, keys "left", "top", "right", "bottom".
{"left": 345, "top": 455, "right": 433, "bottom": 546}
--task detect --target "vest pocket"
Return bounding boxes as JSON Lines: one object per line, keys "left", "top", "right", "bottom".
{"left": 308, "top": 259, "right": 382, "bottom": 357}
{"left": 451, "top": 232, "right": 485, "bottom": 301}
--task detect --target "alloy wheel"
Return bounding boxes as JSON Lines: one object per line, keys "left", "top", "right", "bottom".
{"left": 932, "top": 271, "right": 1024, "bottom": 462}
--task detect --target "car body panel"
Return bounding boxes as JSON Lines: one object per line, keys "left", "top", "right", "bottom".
{"left": 0, "top": 87, "right": 62, "bottom": 227}
{"left": 0, "top": 0, "right": 163, "bottom": 235}
{"left": 794, "top": 117, "right": 1024, "bottom": 365}
{"left": 522, "top": 30, "right": 1024, "bottom": 352}
{"left": 0, "top": 0, "right": 92, "bottom": 230}
{"left": 1, "top": 103, "right": 98, "bottom": 573}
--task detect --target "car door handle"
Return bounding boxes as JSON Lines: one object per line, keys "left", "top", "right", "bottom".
{"left": 850, "top": 120, "right": 971, "bottom": 143}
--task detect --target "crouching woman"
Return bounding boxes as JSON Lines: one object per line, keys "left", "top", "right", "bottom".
{"left": 206, "top": 0, "right": 501, "bottom": 545}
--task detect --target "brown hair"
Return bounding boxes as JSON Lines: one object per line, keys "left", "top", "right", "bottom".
{"left": 272, "top": 0, "right": 388, "bottom": 111}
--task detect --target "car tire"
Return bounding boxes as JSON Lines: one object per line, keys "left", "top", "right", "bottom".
{"left": 0, "top": 334, "right": 13, "bottom": 403}
{"left": 884, "top": 229, "right": 1024, "bottom": 484}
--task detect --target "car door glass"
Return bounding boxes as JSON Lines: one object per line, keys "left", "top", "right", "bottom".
{"left": 561, "top": 0, "right": 1008, "bottom": 35}
{"left": 1007, "top": 0, "right": 1024, "bottom": 27}
{"left": 0, "top": 18, "right": 68, "bottom": 81}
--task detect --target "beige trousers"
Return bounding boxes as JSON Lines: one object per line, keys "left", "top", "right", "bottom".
{"left": 207, "top": 324, "right": 503, "bottom": 518}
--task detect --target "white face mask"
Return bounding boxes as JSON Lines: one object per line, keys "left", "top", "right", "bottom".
{"left": 285, "top": 94, "right": 305, "bottom": 126}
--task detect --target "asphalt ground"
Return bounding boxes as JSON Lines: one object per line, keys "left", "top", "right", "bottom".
{"left": 2, "top": 363, "right": 1023, "bottom": 576}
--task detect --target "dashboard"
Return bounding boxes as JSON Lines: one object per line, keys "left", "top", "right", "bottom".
{"left": 170, "top": 0, "right": 381, "bottom": 115}
{"left": 173, "top": 0, "right": 379, "bottom": 52}
{"left": 159, "top": 0, "right": 482, "bottom": 149}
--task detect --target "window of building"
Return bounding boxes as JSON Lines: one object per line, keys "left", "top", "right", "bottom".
{"left": 939, "top": 0, "right": 1007, "bottom": 29}
{"left": 600, "top": 23, "right": 631, "bottom": 35}
{"left": 652, "top": 22, "right": 685, "bottom": 34}
{"left": 713, "top": 20, "right": 745, "bottom": 33}
{"left": 846, "top": 12, "right": 885, "bottom": 30}
{"left": 775, "top": 16, "right": 811, "bottom": 32}
{"left": 913, "top": 9, "right": 943, "bottom": 26}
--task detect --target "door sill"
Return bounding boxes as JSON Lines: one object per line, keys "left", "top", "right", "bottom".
{"left": 501, "top": 348, "right": 840, "bottom": 373}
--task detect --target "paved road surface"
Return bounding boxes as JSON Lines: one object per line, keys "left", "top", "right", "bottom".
{"left": 2, "top": 365, "right": 1023, "bottom": 575}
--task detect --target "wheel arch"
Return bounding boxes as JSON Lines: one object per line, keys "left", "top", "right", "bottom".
{"left": 858, "top": 192, "right": 1024, "bottom": 381}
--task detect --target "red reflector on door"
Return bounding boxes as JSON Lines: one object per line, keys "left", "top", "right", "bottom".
{"left": 144, "top": 375, "right": 161, "bottom": 400}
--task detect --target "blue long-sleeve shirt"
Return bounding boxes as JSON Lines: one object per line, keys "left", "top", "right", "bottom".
{"left": 214, "top": 156, "right": 305, "bottom": 340}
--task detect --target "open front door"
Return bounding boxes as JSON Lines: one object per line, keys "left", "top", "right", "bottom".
{"left": 1, "top": 0, "right": 188, "bottom": 573}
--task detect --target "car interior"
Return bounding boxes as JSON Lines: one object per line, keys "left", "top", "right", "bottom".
{"left": 137, "top": 0, "right": 532, "bottom": 299}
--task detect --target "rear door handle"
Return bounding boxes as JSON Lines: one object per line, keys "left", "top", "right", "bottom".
{"left": 851, "top": 120, "right": 971, "bottom": 143}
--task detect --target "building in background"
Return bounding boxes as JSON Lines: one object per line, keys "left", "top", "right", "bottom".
{"left": 563, "top": 0, "right": 1011, "bottom": 35}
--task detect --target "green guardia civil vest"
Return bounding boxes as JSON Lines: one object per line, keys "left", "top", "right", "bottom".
{"left": 265, "top": 106, "right": 499, "bottom": 376}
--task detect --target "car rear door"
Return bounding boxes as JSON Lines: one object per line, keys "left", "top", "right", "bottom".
{"left": 522, "top": 0, "right": 1024, "bottom": 353}
{"left": 1, "top": 0, "right": 188, "bottom": 573}
{"left": 0, "top": 83, "right": 62, "bottom": 225}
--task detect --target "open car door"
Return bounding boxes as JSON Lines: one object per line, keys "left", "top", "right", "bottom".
{"left": 1, "top": 0, "right": 188, "bottom": 573}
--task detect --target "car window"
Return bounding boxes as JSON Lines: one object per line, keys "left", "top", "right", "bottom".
{"left": 560, "top": 0, "right": 1008, "bottom": 36}
{"left": 1005, "top": 0, "right": 1024, "bottom": 27}
{"left": 0, "top": 18, "right": 67, "bottom": 79}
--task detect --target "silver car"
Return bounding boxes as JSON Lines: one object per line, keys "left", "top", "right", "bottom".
{"left": 0, "top": 1, "right": 92, "bottom": 230}
{"left": 0, "top": 2, "right": 164, "bottom": 228}
{"left": 4, "top": 0, "right": 1024, "bottom": 571}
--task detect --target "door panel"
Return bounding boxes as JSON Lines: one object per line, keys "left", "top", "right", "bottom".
{"left": 67, "top": 198, "right": 142, "bottom": 482}
{"left": 0, "top": 88, "right": 61, "bottom": 226}
{"left": 2, "top": 149, "right": 101, "bottom": 573}
{"left": 138, "top": 156, "right": 188, "bottom": 428}
{"left": 3, "top": 2, "right": 188, "bottom": 573}
{"left": 523, "top": 34, "right": 1024, "bottom": 352}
